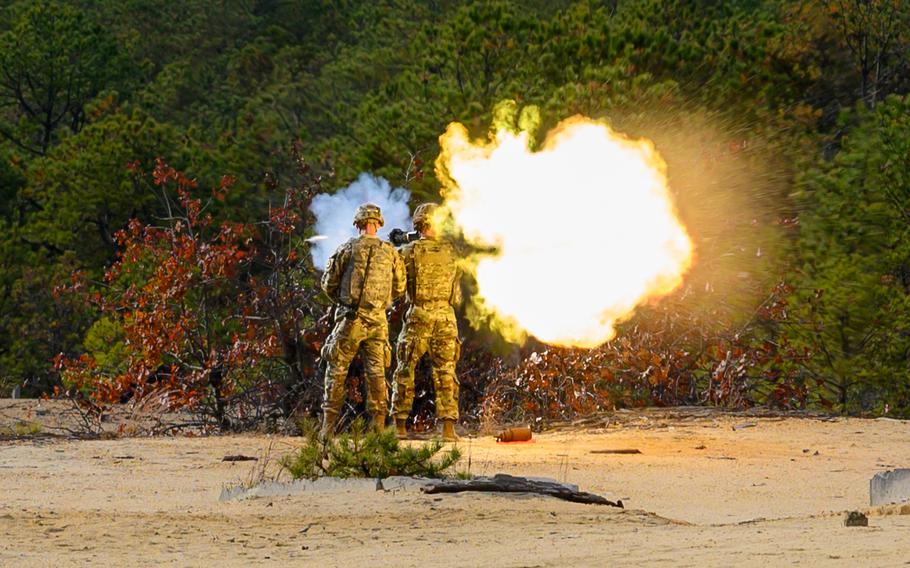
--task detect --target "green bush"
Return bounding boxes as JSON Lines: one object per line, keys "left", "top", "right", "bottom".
{"left": 0, "top": 421, "right": 43, "bottom": 437}
{"left": 280, "top": 420, "right": 462, "bottom": 480}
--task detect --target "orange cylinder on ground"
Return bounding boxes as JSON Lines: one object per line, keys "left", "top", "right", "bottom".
{"left": 495, "top": 426, "right": 532, "bottom": 442}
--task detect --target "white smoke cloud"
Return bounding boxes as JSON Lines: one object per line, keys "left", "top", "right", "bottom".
{"left": 309, "top": 173, "right": 412, "bottom": 269}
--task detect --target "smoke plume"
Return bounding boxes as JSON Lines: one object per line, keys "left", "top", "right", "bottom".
{"left": 309, "top": 173, "right": 412, "bottom": 269}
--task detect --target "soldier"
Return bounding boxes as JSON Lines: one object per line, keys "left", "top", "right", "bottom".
{"left": 391, "top": 203, "right": 462, "bottom": 441}
{"left": 321, "top": 203, "right": 406, "bottom": 436}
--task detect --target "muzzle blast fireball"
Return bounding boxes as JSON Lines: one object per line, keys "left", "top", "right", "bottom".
{"left": 435, "top": 103, "right": 694, "bottom": 349}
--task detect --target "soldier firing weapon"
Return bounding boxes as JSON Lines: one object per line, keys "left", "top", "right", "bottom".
{"left": 389, "top": 203, "right": 463, "bottom": 441}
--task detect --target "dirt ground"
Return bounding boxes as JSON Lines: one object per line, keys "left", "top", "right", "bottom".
{"left": 1, "top": 400, "right": 909, "bottom": 567}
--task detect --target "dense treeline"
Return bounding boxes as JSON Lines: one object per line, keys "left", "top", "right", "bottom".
{"left": 1, "top": 0, "right": 909, "bottom": 422}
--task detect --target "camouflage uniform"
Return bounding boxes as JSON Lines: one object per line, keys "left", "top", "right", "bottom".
{"left": 321, "top": 205, "right": 405, "bottom": 431}
{"left": 391, "top": 205, "right": 462, "bottom": 424}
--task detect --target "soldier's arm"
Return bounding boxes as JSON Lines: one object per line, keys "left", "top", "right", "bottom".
{"left": 398, "top": 242, "right": 414, "bottom": 272}
{"left": 449, "top": 243, "right": 463, "bottom": 307}
{"left": 390, "top": 244, "right": 407, "bottom": 300}
{"left": 321, "top": 242, "right": 350, "bottom": 302}
{"left": 451, "top": 268, "right": 463, "bottom": 307}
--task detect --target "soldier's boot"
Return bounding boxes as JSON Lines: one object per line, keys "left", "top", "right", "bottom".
{"left": 395, "top": 418, "right": 408, "bottom": 439}
{"left": 442, "top": 419, "right": 458, "bottom": 442}
{"left": 370, "top": 413, "right": 386, "bottom": 434}
{"left": 320, "top": 409, "right": 339, "bottom": 439}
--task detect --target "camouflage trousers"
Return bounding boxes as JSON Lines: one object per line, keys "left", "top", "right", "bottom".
{"left": 391, "top": 304, "right": 460, "bottom": 420}
{"left": 322, "top": 313, "right": 392, "bottom": 418}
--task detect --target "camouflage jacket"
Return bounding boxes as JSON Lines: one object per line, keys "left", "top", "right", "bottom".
{"left": 399, "top": 237, "right": 461, "bottom": 309}
{"left": 322, "top": 235, "right": 406, "bottom": 323}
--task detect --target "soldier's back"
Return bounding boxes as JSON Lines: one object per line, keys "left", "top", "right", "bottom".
{"left": 339, "top": 235, "right": 399, "bottom": 312}
{"left": 407, "top": 238, "right": 458, "bottom": 306}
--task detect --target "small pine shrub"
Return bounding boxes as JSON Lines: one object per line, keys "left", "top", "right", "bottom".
{"left": 280, "top": 419, "right": 462, "bottom": 480}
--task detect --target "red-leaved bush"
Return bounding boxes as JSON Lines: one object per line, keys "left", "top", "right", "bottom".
{"left": 459, "top": 282, "right": 810, "bottom": 427}
{"left": 56, "top": 155, "right": 329, "bottom": 432}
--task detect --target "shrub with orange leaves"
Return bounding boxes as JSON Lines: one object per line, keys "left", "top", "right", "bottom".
{"left": 460, "top": 282, "right": 809, "bottom": 427}
{"left": 56, "top": 155, "right": 329, "bottom": 432}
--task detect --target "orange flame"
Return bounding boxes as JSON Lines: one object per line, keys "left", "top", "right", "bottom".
{"left": 436, "top": 106, "right": 693, "bottom": 348}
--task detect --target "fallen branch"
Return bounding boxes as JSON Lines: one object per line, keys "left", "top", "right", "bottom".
{"left": 422, "top": 474, "right": 623, "bottom": 508}
{"left": 590, "top": 449, "right": 641, "bottom": 455}
{"left": 223, "top": 455, "right": 259, "bottom": 462}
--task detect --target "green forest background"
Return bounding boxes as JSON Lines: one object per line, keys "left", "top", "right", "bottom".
{"left": 1, "top": 0, "right": 909, "bottom": 420}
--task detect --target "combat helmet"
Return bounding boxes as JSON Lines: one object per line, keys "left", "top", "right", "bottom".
{"left": 353, "top": 203, "right": 384, "bottom": 227}
{"left": 412, "top": 203, "right": 439, "bottom": 230}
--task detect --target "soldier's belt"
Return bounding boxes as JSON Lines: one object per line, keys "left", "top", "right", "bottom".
{"left": 412, "top": 300, "right": 455, "bottom": 309}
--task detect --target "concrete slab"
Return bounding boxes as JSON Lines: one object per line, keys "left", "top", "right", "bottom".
{"left": 219, "top": 475, "right": 583, "bottom": 502}
{"left": 870, "top": 468, "right": 910, "bottom": 506}
{"left": 219, "top": 476, "right": 380, "bottom": 502}
{"left": 378, "top": 476, "right": 435, "bottom": 492}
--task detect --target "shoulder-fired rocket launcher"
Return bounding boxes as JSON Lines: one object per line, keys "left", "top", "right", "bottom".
{"left": 388, "top": 228, "right": 420, "bottom": 247}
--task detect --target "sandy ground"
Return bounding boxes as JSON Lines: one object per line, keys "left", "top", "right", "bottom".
{"left": 1, "top": 402, "right": 909, "bottom": 567}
